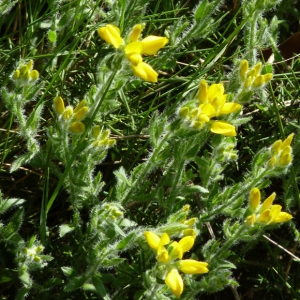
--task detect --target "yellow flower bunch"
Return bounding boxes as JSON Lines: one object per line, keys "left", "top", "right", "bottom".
{"left": 239, "top": 59, "right": 273, "bottom": 88}
{"left": 144, "top": 231, "right": 208, "bottom": 298}
{"left": 97, "top": 24, "right": 168, "bottom": 82}
{"left": 91, "top": 125, "right": 116, "bottom": 148}
{"left": 12, "top": 60, "right": 39, "bottom": 82}
{"left": 53, "top": 97, "right": 89, "bottom": 134}
{"left": 179, "top": 79, "right": 242, "bottom": 136}
{"left": 246, "top": 188, "right": 292, "bottom": 226}
{"left": 267, "top": 134, "right": 294, "bottom": 168}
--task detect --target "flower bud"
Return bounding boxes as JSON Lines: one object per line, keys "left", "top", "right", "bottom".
{"left": 69, "top": 121, "right": 85, "bottom": 134}
{"left": 54, "top": 96, "right": 65, "bottom": 114}
{"left": 240, "top": 59, "right": 249, "bottom": 78}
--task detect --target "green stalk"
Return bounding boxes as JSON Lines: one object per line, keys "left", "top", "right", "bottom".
{"left": 122, "top": 130, "right": 173, "bottom": 204}
{"left": 46, "top": 57, "right": 123, "bottom": 214}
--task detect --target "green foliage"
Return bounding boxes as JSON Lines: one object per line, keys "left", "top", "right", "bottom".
{"left": 0, "top": 0, "right": 300, "bottom": 299}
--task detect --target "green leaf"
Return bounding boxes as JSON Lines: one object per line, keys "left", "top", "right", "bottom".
{"left": 92, "top": 275, "right": 108, "bottom": 298}
{"left": 16, "top": 287, "right": 30, "bottom": 300}
{"left": 0, "top": 198, "right": 25, "bottom": 214}
{"left": 63, "top": 276, "right": 86, "bottom": 292}
{"left": 48, "top": 30, "right": 57, "bottom": 43}
{"left": 11, "top": 153, "right": 34, "bottom": 172}
{"left": 59, "top": 224, "right": 75, "bottom": 237}
{"left": 181, "top": 185, "right": 209, "bottom": 194}
{"left": 114, "top": 167, "right": 131, "bottom": 187}
{"left": 61, "top": 266, "right": 74, "bottom": 277}
{"left": 194, "top": 0, "right": 212, "bottom": 22}
{"left": 26, "top": 103, "right": 43, "bottom": 133}
{"left": 116, "top": 232, "right": 136, "bottom": 250}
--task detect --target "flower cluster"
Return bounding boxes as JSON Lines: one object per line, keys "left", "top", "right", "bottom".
{"left": 53, "top": 96, "right": 89, "bottom": 134}
{"left": 91, "top": 125, "right": 116, "bottom": 148}
{"left": 179, "top": 79, "right": 242, "bottom": 136}
{"left": 246, "top": 188, "right": 292, "bottom": 226}
{"left": 267, "top": 133, "right": 294, "bottom": 168}
{"left": 144, "top": 231, "right": 208, "bottom": 298}
{"left": 239, "top": 59, "right": 273, "bottom": 88}
{"left": 97, "top": 24, "right": 168, "bottom": 82}
{"left": 21, "top": 244, "right": 46, "bottom": 265}
{"left": 12, "top": 60, "right": 39, "bottom": 85}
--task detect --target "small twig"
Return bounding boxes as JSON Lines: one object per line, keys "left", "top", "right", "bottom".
{"left": 263, "top": 234, "right": 300, "bottom": 262}
{"left": 230, "top": 284, "right": 240, "bottom": 300}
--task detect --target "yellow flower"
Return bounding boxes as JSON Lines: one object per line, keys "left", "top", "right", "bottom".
{"left": 97, "top": 24, "right": 123, "bottom": 49}
{"left": 91, "top": 126, "right": 116, "bottom": 149}
{"left": 165, "top": 268, "right": 183, "bottom": 298}
{"left": 239, "top": 59, "right": 273, "bottom": 88}
{"left": 144, "top": 231, "right": 208, "bottom": 298}
{"left": 267, "top": 134, "right": 294, "bottom": 168}
{"left": 246, "top": 188, "right": 292, "bottom": 226}
{"left": 180, "top": 79, "right": 241, "bottom": 136}
{"left": 69, "top": 121, "right": 85, "bottom": 134}
{"left": 210, "top": 121, "right": 236, "bottom": 137}
{"left": 130, "top": 61, "right": 158, "bottom": 82}
{"left": 97, "top": 24, "right": 168, "bottom": 82}
{"left": 53, "top": 97, "right": 89, "bottom": 134}
{"left": 177, "top": 259, "right": 209, "bottom": 274}
{"left": 12, "top": 60, "right": 39, "bottom": 82}
{"left": 53, "top": 96, "right": 65, "bottom": 115}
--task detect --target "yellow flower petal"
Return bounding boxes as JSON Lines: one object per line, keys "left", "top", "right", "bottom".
{"left": 246, "top": 214, "right": 256, "bottom": 226}
{"left": 253, "top": 75, "right": 264, "bottom": 87}
{"left": 257, "top": 209, "right": 271, "bottom": 223}
{"left": 12, "top": 69, "right": 20, "bottom": 79}
{"left": 53, "top": 96, "right": 65, "bottom": 115}
{"left": 178, "top": 259, "right": 209, "bottom": 274}
{"left": 126, "top": 53, "right": 143, "bottom": 66}
{"left": 279, "top": 153, "right": 292, "bottom": 166}
{"left": 129, "top": 24, "right": 144, "bottom": 42}
{"left": 131, "top": 61, "right": 158, "bottom": 82}
{"left": 178, "top": 236, "right": 194, "bottom": 253}
{"left": 249, "top": 188, "right": 260, "bottom": 210}
{"left": 263, "top": 73, "right": 273, "bottom": 83}
{"left": 183, "top": 228, "right": 196, "bottom": 237}
{"left": 157, "top": 248, "right": 170, "bottom": 263}
{"left": 29, "top": 70, "right": 39, "bottom": 80}
{"left": 207, "top": 84, "right": 224, "bottom": 102}
{"left": 144, "top": 231, "right": 161, "bottom": 250}
{"left": 69, "top": 121, "right": 85, "bottom": 134}
{"left": 73, "top": 107, "right": 88, "bottom": 121}
{"left": 282, "top": 133, "right": 294, "bottom": 148}
{"left": 210, "top": 121, "right": 236, "bottom": 137}
{"left": 199, "top": 103, "right": 216, "bottom": 118}
{"left": 97, "top": 24, "right": 123, "bottom": 49}
{"left": 179, "top": 107, "right": 190, "bottom": 118}
{"left": 240, "top": 59, "right": 249, "bottom": 78}
{"left": 74, "top": 100, "right": 87, "bottom": 113}
{"left": 184, "top": 217, "right": 196, "bottom": 226}
{"left": 218, "top": 103, "right": 242, "bottom": 115}
{"left": 165, "top": 269, "right": 183, "bottom": 298}
{"left": 62, "top": 106, "right": 73, "bottom": 120}
{"left": 272, "top": 212, "right": 293, "bottom": 223}
{"left": 125, "top": 41, "right": 143, "bottom": 56}
{"left": 260, "top": 192, "right": 276, "bottom": 212}
{"left": 253, "top": 62, "right": 262, "bottom": 77}
{"left": 267, "top": 156, "right": 277, "bottom": 168}
{"left": 92, "top": 125, "right": 102, "bottom": 139}
{"left": 169, "top": 241, "right": 183, "bottom": 259}
{"left": 271, "top": 140, "right": 282, "bottom": 155}
{"left": 140, "top": 36, "right": 168, "bottom": 55}
{"left": 198, "top": 79, "right": 208, "bottom": 103}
